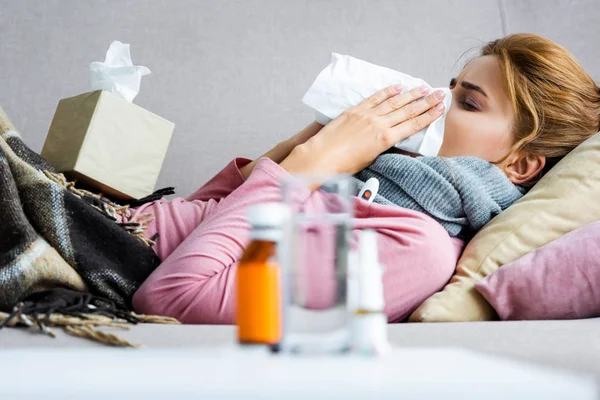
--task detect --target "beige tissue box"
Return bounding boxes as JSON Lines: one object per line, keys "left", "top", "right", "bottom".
{"left": 42, "top": 90, "right": 175, "bottom": 200}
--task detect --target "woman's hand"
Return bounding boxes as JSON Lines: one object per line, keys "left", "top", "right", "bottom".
{"left": 280, "top": 85, "right": 446, "bottom": 175}
{"left": 239, "top": 121, "right": 323, "bottom": 179}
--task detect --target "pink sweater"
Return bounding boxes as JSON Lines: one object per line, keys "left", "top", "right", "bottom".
{"left": 132, "top": 158, "right": 464, "bottom": 324}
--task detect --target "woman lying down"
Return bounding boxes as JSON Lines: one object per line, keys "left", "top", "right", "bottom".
{"left": 131, "top": 33, "right": 600, "bottom": 324}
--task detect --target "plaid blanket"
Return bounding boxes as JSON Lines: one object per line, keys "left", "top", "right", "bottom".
{"left": 0, "top": 106, "right": 166, "bottom": 325}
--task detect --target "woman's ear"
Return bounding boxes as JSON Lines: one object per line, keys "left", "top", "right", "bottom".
{"left": 502, "top": 152, "right": 546, "bottom": 185}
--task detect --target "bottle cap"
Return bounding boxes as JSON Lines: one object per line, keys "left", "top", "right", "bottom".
{"left": 247, "top": 202, "right": 291, "bottom": 229}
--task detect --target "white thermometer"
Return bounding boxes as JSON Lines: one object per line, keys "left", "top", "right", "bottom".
{"left": 358, "top": 178, "right": 379, "bottom": 203}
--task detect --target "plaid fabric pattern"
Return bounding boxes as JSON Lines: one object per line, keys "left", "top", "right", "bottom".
{"left": 0, "top": 107, "right": 161, "bottom": 311}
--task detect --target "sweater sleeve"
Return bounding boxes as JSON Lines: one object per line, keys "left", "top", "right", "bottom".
{"left": 186, "top": 157, "right": 251, "bottom": 202}
{"left": 126, "top": 158, "right": 252, "bottom": 261}
{"left": 132, "top": 157, "right": 286, "bottom": 324}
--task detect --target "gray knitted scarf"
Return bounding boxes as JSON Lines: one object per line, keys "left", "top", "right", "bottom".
{"left": 354, "top": 154, "right": 526, "bottom": 239}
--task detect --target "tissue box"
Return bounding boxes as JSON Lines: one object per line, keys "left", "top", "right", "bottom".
{"left": 41, "top": 90, "right": 174, "bottom": 200}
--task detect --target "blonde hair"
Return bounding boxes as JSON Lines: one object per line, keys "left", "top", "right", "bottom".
{"left": 481, "top": 34, "right": 600, "bottom": 185}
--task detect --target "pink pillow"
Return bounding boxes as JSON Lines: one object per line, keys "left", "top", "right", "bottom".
{"left": 475, "top": 221, "right": 600, "bottom": 320}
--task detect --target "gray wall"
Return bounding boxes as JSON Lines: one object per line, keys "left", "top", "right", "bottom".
{"left": 2, "top": 0, "right": 599, "bottom": 196}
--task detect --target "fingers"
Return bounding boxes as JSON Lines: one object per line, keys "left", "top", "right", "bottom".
{"left": 373, "top": 85, "right": 431, "bottom": 116}
{"left": 391, "top": 101, "right": 446, "bottom": 140}
{"left": 356, "top": 84, "right": 404, "bottom": 111}
{"left": 384, "top": 89, "right": 446, "bottom": 126}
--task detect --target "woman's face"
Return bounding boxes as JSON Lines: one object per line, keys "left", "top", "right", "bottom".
{"left": 439, "top": 55, "right": 515, "bottom": 162}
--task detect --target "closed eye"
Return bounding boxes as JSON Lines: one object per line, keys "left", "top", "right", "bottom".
{"left": 461, "top": 98, "right": 479, "bottom": 111}
{"left": 451, "top": 78, "right": 481, "bottom": 111}
{"left": 451, "top": 77, "right": 486, "bottom": 113}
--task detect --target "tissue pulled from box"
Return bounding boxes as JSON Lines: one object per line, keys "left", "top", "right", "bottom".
{"left": 302, "top": 53, "right": 452, "bottom": 156}
{"left": 89, "top": 41, "right": 151, "bottom": 102}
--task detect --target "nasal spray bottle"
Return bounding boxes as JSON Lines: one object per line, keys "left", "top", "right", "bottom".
{"left": 351, "top": 229, "right": 391, "bottom": 356}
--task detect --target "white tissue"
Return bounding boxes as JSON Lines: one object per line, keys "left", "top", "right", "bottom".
{"left": 89, "top": 41, "right": 151, "bottom": 103}
{"left": 302, "top": 53, "right": 452, "bottom": 156}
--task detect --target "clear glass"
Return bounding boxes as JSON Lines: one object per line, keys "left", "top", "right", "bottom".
{"left": 279, "top": 174, "right": 354, "bottom": 354}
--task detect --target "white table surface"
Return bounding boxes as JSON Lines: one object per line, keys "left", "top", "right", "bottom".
{"left": 0, "top": 346, "right": 596, "bottom": 399}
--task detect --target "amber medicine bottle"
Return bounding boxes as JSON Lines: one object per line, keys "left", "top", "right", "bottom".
{"left": 236, "top": 203, "right": 289, "bottom": 348}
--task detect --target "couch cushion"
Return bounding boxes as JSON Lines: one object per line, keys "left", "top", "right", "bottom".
{"left": 410, "top": 132, "right": 600, "bottom": 322}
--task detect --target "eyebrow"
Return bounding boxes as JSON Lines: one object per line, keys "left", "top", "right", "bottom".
{"left": 450, "top": 78, "right": 488, "bottom": 98}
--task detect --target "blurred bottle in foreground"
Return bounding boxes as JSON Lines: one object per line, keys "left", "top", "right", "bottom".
{"left": 236, "top": 203, "right": 290, "bottom": 351}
